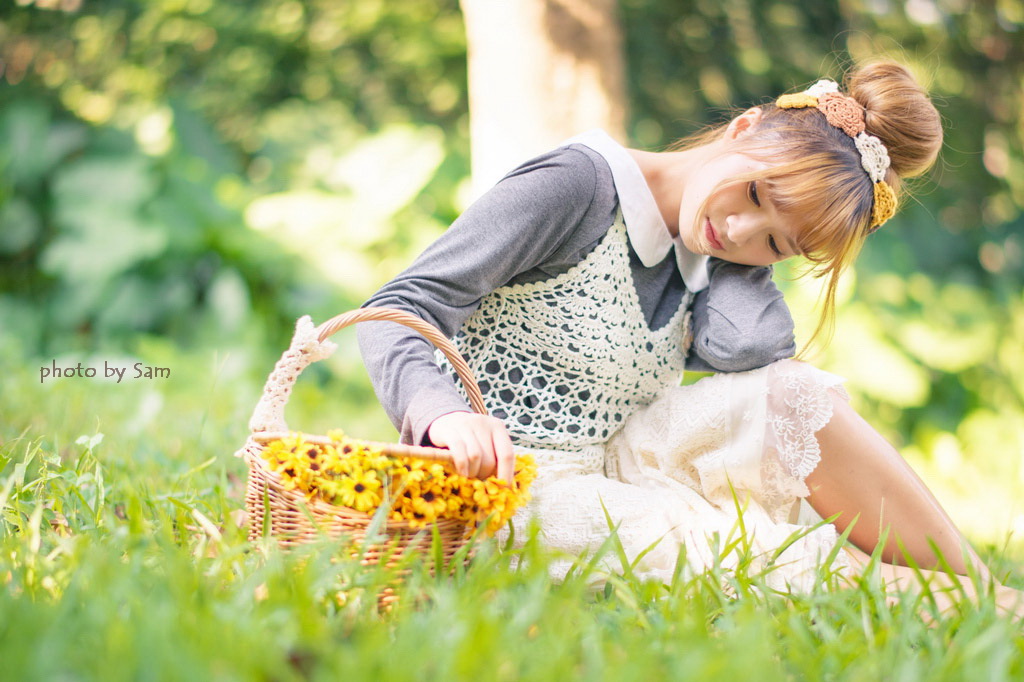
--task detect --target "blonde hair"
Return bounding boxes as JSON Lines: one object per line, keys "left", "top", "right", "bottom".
{"left": 674, "top": 60, "right": 942, "bottom": 350}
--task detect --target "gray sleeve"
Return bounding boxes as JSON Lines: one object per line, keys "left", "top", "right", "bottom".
{"left": 685, "top": 258, "right": 796, "bottom": 373}
{"left": 357, "top": 147, "right": 602, "bottom": 445}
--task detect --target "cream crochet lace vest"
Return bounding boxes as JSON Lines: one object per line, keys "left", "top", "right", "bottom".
{"left": 439, "top": 211, "right": 693, "bottom": 451}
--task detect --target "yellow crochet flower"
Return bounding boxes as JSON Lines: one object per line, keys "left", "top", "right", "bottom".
{"left": 776, "top": 93, "right": 819, "bottom": 109}
{"left": 870, "top": 181, "right": 897, "bottom": 230}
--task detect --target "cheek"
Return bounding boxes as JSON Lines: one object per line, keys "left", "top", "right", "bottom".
{"left": 682, "top": 183, "right": 717, "bottom": 221}
{"left": 675, "top": 193, "right": 702, "bottom": 239}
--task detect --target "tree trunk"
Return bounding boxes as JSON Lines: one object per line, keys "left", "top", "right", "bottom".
{"left": 460, "top": 0, "right": 628, "bottom": 197}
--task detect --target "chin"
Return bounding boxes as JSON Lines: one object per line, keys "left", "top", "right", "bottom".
{"left": 679, "top": 238, "right": 704, "bottom": 256}
{"left": 679, "top": 226, "right": 705, "bottom": 255}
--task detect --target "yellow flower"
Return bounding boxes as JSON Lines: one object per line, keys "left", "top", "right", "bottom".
{"left": 335, "top": 469, "right": 383, "bottom": 512}
{"left": 263, "top": 436, "right": 537, "bottom": 534}
{"left": 471, "top": 480, "right": 490, "bottom": 507}
{"left": 262, "top": 435, "right": 317, "bottom": 488}
{"left": 318, "top": 479, "right": 340, "bottom": 499}
{"left": 410, "top": 500, "right": 438, "bottom": 523}
{"left": 392, "top": 496, "right": 418, "bottom": 525}
{"left": 326, "top": 447, "right": 353, "bottom": 475}
{"left": 406, "top": 512, "right": 431, "bottom": 529}
{"left": 412, "top": 482, "right": 447, "bottom": 519}
{"left": 445, "top": 492, "right": 465, "bottom": 516}
{"left": 400, "top": 461, "right": 429, "bottom": 484}
{"left": 363, "top": 451, "right": 393, "bottom": 472}
{"left": 263, "top": 437, "right": 303, "bottom": 471}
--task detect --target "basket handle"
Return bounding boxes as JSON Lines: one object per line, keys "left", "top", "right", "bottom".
{"left": 242, "top": 308, "right": 486, "bottom": 463}
{"left": 316, "top": 307, "right": 486, "bottom": 415}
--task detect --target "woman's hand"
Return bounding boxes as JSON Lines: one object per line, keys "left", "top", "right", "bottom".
{"left": 427, "top": 411, "right": 515, "bottom": 482}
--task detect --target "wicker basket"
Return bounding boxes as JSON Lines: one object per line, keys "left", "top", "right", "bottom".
{"left": 235, "top": 307, "right": 490, "bottom": 584}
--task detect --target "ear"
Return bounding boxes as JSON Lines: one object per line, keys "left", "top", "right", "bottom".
{"left": 724, "top": 107, "right": 764, "bottom": 140}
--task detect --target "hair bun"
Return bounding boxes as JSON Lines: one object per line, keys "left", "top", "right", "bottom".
{"left": 846, "top": 60, "right": 942, "bottom": 179}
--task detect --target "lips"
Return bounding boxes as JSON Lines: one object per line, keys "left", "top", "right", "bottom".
{"left": 704, "top": 218, "right": 724, "bottom": 251}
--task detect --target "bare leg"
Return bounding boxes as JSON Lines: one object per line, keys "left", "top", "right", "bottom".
{"left": 843, "top": 547, "right": 1024, "bottom": 620}
{"left": 806, "top": 393, "right": 989, "bottom": 578}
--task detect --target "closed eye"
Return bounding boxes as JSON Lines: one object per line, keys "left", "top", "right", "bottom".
{"left": 768, "top": 235, "right": 783, "bottom": 257}
{"left": 747, "top": 181, "right": 760, "bottom": 207}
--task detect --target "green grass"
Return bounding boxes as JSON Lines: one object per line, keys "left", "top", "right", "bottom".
{"left": 1, "top": 344, "right": 1022, "bottom": 681}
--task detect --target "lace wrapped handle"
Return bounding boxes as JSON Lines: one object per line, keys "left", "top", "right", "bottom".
{"left": 240, "top": 308, "right": 486, "bottom": 463}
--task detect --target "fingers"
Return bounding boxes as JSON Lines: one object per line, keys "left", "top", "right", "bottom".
{"left": 439, "top": 435, "right": 482, "bottom": 478}
{"left": 427, "top": 412, "right": 512, "bottom": 480}
{"left": 492, "top": 428, "right": 516, "bottom": 484}
{"left": 426, "top": 411, "right": 484, "bottom": 478}
{"left": 457, "top": 431, "right": 487, "bottom": 479}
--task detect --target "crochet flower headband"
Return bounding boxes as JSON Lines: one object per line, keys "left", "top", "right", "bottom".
{"left": 776, "top": 79, "right": 897, "bottom": 231}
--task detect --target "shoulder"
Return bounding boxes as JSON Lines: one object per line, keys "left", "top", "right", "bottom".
{"left": 498, "top": 143, "right": 615, "bottom": 207}
{"left": 478, "top": 145, "right": 618, "bottom": 284}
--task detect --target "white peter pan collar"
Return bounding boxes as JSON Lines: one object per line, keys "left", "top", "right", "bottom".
{"left": 562, "top": 129, "right": 709, "bottom": 292}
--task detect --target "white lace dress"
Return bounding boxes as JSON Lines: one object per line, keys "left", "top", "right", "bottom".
{"left": 524, "top": 360, "right": 850, "bottom": 592}
{"left": 441, "top": 212, "right": 851, "bottom": 591}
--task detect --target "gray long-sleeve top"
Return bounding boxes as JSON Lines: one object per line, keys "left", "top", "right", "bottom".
{"left": 358, "top": 143, "right": 796, "bottom": 446}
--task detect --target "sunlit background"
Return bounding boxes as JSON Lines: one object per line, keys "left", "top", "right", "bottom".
{"left": 1, "top": 0, "right": 1022, "bottom": 551}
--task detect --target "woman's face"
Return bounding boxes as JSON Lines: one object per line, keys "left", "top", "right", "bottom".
{"left": 676, "top": 152, "right": 802, "bottom": 268}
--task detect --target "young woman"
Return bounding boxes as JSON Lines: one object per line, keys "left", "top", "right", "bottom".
{"left": 357, "top": 60, "right": 1021, "bottom": 612}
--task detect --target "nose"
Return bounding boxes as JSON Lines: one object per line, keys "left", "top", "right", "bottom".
{"left": 725, "top": 212, "right": 764, "bottom": 246}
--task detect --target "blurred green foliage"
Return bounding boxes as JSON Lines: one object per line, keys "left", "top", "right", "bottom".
{"left": 0, "top": 0, "right": 469, "bottom": 355}
{"left": 0, "top": 0, "right": 1022, "bottom": 537}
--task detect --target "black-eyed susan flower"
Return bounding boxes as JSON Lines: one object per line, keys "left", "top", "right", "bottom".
{"left": 413, "top": 484, "right": 447, "bottom": 518}
{"left": 336, "top": 469, "right": 383, "bottom": 512}
{"left": 401, "top": 461, "right": 429, "bottom": 484}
